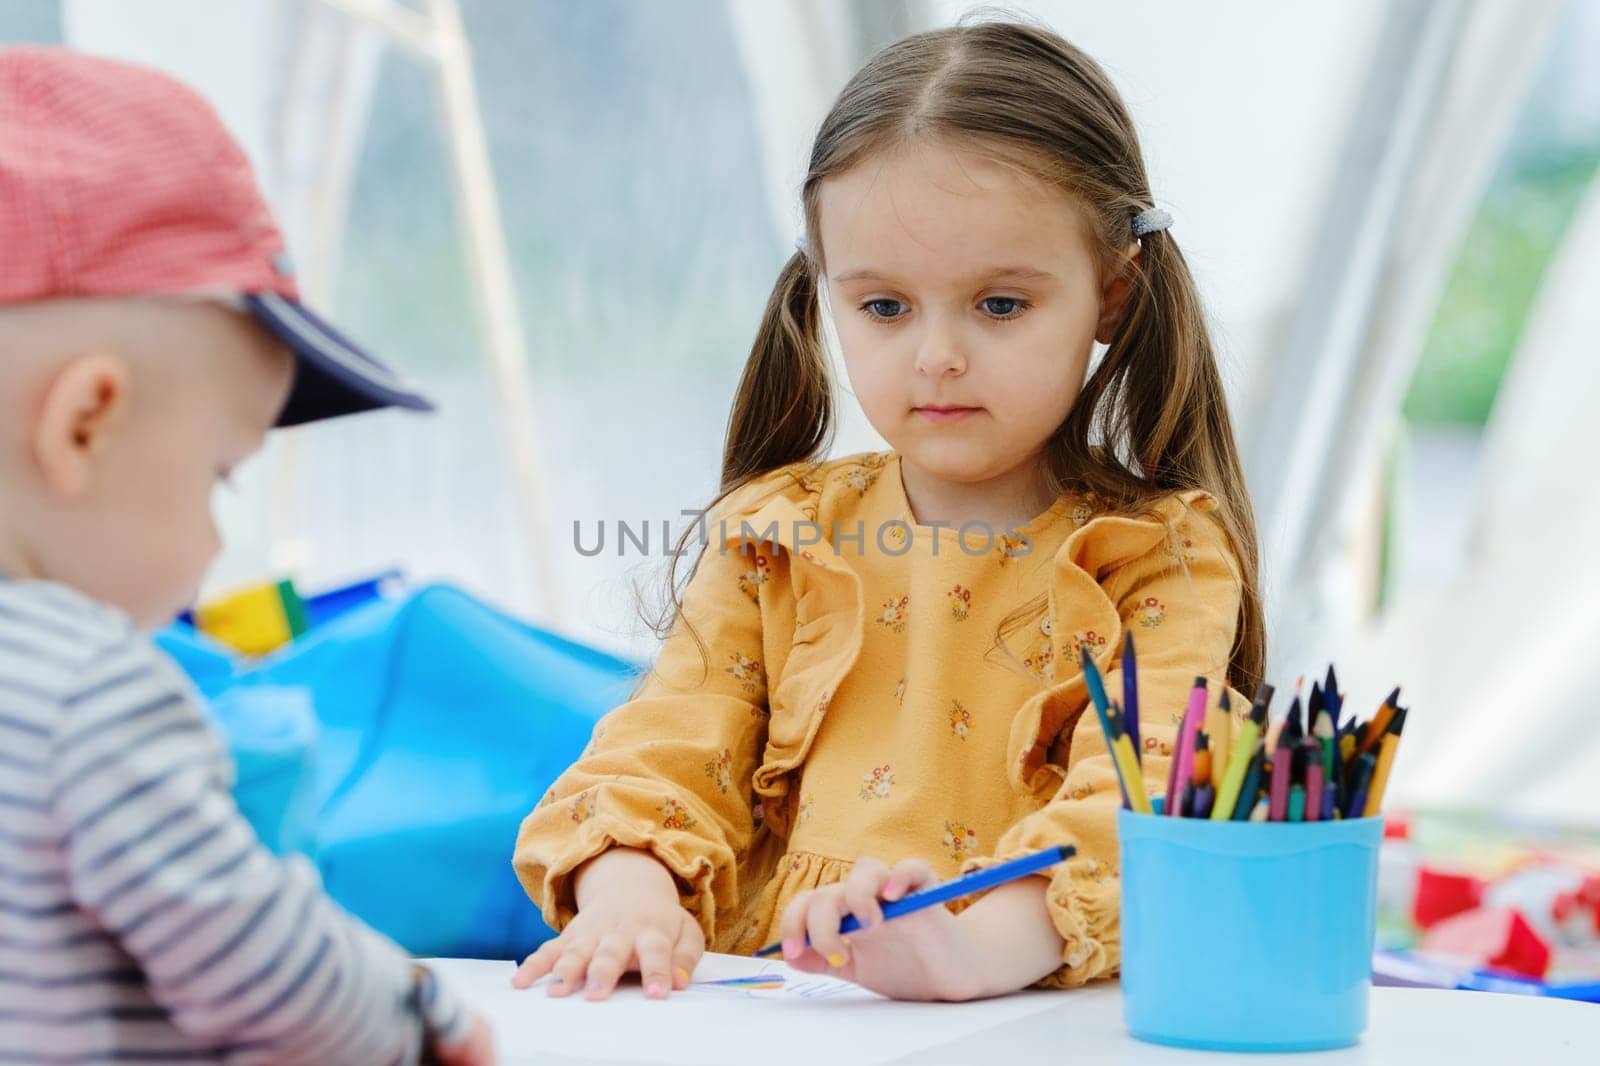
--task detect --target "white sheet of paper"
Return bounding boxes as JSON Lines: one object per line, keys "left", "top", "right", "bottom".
{"left": 426, "top": 953, "right": 1076, "bottom": 1065}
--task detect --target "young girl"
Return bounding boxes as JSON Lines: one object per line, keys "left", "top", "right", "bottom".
{"left": 512, "top": 19, "right": 1263, "bottom": 1002}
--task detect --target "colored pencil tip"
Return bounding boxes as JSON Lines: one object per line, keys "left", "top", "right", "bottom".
{"left": 1219, "top": 689, "right": 1231, "bottom": 710}
{"left": 1386, "top": 685, "right": 1401, "bottom": 707}
{"left": 1193, "top": 675, "right": 1207, "bottom": 689}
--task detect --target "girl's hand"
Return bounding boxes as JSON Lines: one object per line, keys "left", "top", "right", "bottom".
{"left": 777, "top": 856, "right": 989, "bottom": 1001}
{"left": 510, "top": 847, "right": 705, "bottom": 1001}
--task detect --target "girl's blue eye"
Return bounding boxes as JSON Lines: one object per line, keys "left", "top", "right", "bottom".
{"left": 857, "top": 296, "right": 1030, "bottom": 322}
{"left": 981, "top": 297, "right": 1028, "bottom": 319}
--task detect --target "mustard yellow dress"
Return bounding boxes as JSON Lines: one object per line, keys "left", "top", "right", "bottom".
{"left": 514, "top": 450, "right": 1243, "bottom": 987}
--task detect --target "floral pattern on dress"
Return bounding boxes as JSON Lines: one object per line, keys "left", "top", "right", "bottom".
{"left": 569, "top": 789, "right": 596, "bottom": 824}
{"left": 894, "top": 678, "right": 906, "bottom": 706}
{"left": 877, "top": 594, "right": 909, "bottom": 633}
{"left": 797, "top": 793, "right": 814, "bottom": 824}
{"left": 1167, "top": 527, "right": 1198, "bottom": 566}
{"left": 996, "top": 532, "right": 1031, "bottom": 565}
{"left": 726, "top": 651, "right": 765, "bottom": 694}
{"left": 942, "top": 820, "right": 979, "bottom": 862}
{"left": 1081, "top": 858, "right": 1119, "bottom": 883}
{"left": 1023, "top": 646, "right": 1055, "bottom": 681}
{"left": 737, "top": 554, "right": 771, "bottom": 602}
{"left": 859, "top": 764, "right": 894, "bottom": 800}
{"left": 1068, "top": 784, "right": 1093, "bottom": 802}
{"left": 1136, "top": 596, "right": 1167, "bottom": 628}
{"left": 659, "top": 799, "right": 697, "bottom": 831}
{"left": 704, "top": 748, "right": 733, "bottom": 794}
{"left": 948, "top": 584, "right": 972, "bottom": 621}
{"left": 1144, "top": 735, "right": 1172, "bottom": 757}
{"left": 1071, "top": 501, "right": 1095, "bottom": 527}
{"left": 842, "top": 465, "right": 881, "bottom": 496}
{"left": 948, "top": 700, "right": 973, "bottom": 739}
{"left": 1069, "top": 629, "right": 1109, "bottom": 655}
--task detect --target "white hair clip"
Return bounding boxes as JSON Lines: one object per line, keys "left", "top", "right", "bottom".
{"left": 1132, "top": 208, "right": 1172, "bottom": 238}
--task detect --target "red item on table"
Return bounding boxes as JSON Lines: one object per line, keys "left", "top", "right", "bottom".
{"left": 1413, "top": 864, "right": 1487, "bottom": 929}
{"left": 1420, "top": 907, "right": 1552, "bottom": 980}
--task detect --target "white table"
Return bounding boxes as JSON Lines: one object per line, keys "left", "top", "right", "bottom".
{"left": 426, "top": 953, "right": 1599, "bottom": 1065}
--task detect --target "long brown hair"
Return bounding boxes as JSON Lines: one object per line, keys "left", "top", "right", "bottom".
{"left": 657, "top": 17, "right": 1264, "bottom": 692}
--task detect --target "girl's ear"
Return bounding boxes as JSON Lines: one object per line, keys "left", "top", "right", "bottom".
{"left": 32, "top": 352, "right": 132, "bottom": 499}
{"left": 1095, "top": 241, "right": 1143, "bottom": 344}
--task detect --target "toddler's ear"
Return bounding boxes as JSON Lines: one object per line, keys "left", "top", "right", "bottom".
{"left": 32, "top": 352, "right": 131, "bottom": 499}
{"left": 1094, "top": 242, "right": 1142, "bottom": 344}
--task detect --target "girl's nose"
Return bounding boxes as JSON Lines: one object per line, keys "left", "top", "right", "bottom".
{"left": 914, "top": 329, "right": 967, "bottom": 377}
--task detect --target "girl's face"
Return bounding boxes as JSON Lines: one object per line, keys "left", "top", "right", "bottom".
{"left": 819, "top": 141, "right": 1121, "bottom": 491}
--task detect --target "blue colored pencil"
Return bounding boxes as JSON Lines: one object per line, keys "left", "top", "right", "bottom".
{"left": 753, "top": 845, "right": 1075, "bottom": 957}
{"left": 1122, "top": 633, "right": 1141, "bottom": 756}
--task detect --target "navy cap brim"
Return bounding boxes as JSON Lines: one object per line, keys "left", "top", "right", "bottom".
{"left": 244, "top": 293, "right": 435, "bottom": 427}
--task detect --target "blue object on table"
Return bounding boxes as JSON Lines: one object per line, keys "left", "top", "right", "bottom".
{"left": 1118, "top": 799, "right": 1383, "bottom": 1052}
{"left": 1373, "top": 949, "right": 1600, "bottom": 1003}
{"left": 158, "top": 580, "right": 643, "bottom": 960}
{"left": 755, "top": 845, "right": 1075, "bottom": 957}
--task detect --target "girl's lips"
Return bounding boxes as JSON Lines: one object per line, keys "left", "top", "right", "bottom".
{"left": 915, "top": 406, "right": 981, "bottom": 422}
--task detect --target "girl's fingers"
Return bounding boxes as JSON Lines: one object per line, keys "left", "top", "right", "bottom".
{"left": 669, "top": 919, "right": 703, "bottom": 990}
{"left": 777, "top": 890, "right": 814, "bottom": 962}
{"left": 842, "top": 857, "right": 890, "bottom": 932}
{"left": 582, "top": 932, "right": 635, "bottom": 1000}
{"left": 510, "top": 938, "right": 561, "bottom": 989}
{"left": 804, "top": 889, "right": 852, "bottom": 970}
{"left": 884, "top": 857, "right": 938, "bottom": 899}
{"left": 546, "top": 936, "right": 595, "bottom": 998}
{"left": 634, "top": 927, "right": 674, "bottom": 1000}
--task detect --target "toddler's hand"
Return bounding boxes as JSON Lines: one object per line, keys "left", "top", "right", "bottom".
{"left": 510, "top": 847, "right": 704, "bottom": 1001}
{"left": 777, "top": 856, "right": 987, "bottom": 1001}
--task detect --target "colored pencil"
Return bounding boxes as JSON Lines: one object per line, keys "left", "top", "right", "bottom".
{"left": 1287, "top": 784, "right": 1306, "bottom": 822}
{"left": 753, "top": 845, "right": 1076, "bottom": 957}
{"left": 1232, "top": 747, "right": 1266, "bottom": 820}
{"left": 1212, "top": 684, "right": 1269, "bottom": 821}
{"left": 1269, "top": 727, "right": 1293, "bottom": 821}
{"left": 1080, "top": 648, "right": 1128, "bottom": 808}
{"left": 1363, "top": 707, "right": 1407, "bottom": 817}
{"left": 1169, "top": 678, "right": 1207, "bottom": 818}
{"left": 1206, "top": 690, "right": 1232, "bottom": 789}
{"left": 1345, "top": 753, "right": 1377, "bottom": 819}
{"left": 1304, "top": 745, "right": 1325, "bottom": 821}
{"left": 1109, "top": 706, "right": 1153, "bottom": 814}
{"left": 1356, "top": 687, "right": 1402, "bottom": 758}
{"left": 1122, "top": 633, "right": 1141, "bottom": 756}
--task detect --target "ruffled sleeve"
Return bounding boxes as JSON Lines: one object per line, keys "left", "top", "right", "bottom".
{"left": 959, "top": 490, "right": 1245, "bottom": 987}
{"left": 512, "top": 467, "right": 816, "bottom": 945}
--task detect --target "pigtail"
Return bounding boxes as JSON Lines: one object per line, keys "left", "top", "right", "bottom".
{"left": 1053, "top": 227, "right": 1266, "bottom": 692}
{"left": 720, "top": 250, "right": 834, "bottom": 490}
{"left": 640, "top": 249, "right": 836, "bottom": 671}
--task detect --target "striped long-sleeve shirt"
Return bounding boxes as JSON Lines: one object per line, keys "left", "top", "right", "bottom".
{"left": 0, "top": 578, "right": 468, "bottom": 1064}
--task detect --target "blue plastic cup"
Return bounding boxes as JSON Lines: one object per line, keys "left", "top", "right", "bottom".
{"left": 1117, "top": 804, "right": 1383, "bottom": 1052}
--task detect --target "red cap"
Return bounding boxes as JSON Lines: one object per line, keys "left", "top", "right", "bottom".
{"left": 0, "top": 48, "right": 432, "bottom": 425}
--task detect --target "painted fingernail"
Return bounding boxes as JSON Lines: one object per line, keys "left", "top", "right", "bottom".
{"left": 883, "top": 881, "right": 902, "bottom": 899}
{"left": 676, "top": 967, "right": 691, "bottom": 983}
{"left": 586, "top": 980, "right": 602, "bottom": 994}
{"left": 782, "top": 938, "right": 799, "bottom": 957}
{"left": 647, "top": 982, "right": 666, "bottom": 998}
{"left": 826, "top": 953, "right": 846, "bottom": 968}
